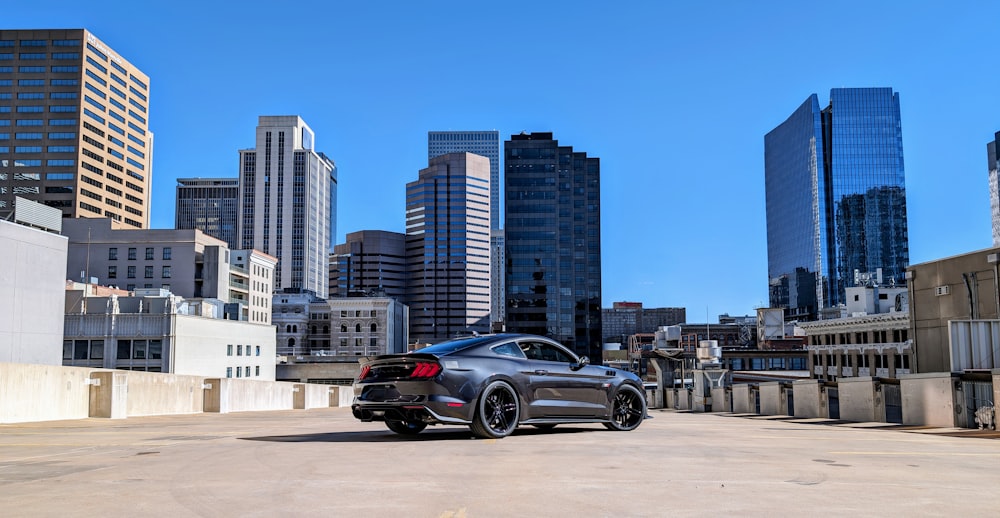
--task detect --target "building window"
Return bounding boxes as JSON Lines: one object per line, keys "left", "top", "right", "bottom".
{"left": 340, "top": 338, "right": 347, "bottom": 347}
{"left": 162, "top": 247, "right": 171, "bottom": 260}
{"left": 370, "top": 323, "right": 377, "bottom": 333}
{"left": 236, "top": 367, "right": 241, "bottom": 378}
{"left": 108, "top": 247, "right": 118, "bottom": 260}
{"left": 145, "top": 247, "right": 154, "bottom": 260}
{"left": 107, "top": 265, "right": 116, "bottom": 279}
{"left": 126, "top": 266, "right": 135, "bottom": 278}
{"left": 226, "top": 367, "right": 232, "bottom": 378}
{"left": 144, "top": 266, "right": 153, "bottom": 278}
{"left": 355, "top": 324, "right": 361, "bottom": 333}
{"left": 255, "top": 346, "right": 260, "bottom": 356}
{"left": 227, "top": 344, "right": 233, "bottom": 356}
{"left": 245, "top": 366, "right": 250, "bottom": 377}
{"left": 128, "top": 247, "right": 136, "bottom": 260}
{"left": 161, "top": 266, "right": 171, "bottom": 278}
{"left": 255, "top": 366, "right": 260, "bottom": 376}
{"left": 370, "top": 337, "right": 377, "bottom": 348}
{"left": 341, "top": 324, "right": 347, "bottom": 332}
{"left": 340, "top": 310, "right": 347, "bottom": 317}
{"left": 132, "top": 340, "right": 146, "bottom": 359}
{"left": 237, "top": 344, "right": 242, "bottom": 356}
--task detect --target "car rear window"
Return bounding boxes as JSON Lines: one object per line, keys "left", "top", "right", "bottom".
{"left": 414, "top": 336, "right": 497, "bottom": 356}
{"left": 491, "top": 342, "right": 525, "bottom": 358}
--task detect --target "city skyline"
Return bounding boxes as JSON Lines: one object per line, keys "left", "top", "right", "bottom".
{"left": 6, "top": 2, "right": 999, "bottom": 318}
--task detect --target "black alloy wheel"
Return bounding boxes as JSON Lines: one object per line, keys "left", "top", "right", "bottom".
{"left": 471, "top": 381, "right": 519, "bottom": 439}
{"left": 604, "top": 384, "right": 646, "bottom": 431}
{"left": 385, "top": 419, "right": 427, "bottom": 435}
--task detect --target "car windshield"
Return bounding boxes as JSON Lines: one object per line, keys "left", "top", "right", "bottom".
{"left": 413, "top": 336, "right": 497, "bottom": 356}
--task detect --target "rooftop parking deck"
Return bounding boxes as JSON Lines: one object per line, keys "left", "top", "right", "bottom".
{"left": 2, "top": 409, "right": 999, "bottom": 517}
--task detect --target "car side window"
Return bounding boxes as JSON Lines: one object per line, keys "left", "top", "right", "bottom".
{"left": 520, "top": 341, "right": 573, "bottom": 363}
{"left": 491, "top": 342, "right": 525, "bottom": 359}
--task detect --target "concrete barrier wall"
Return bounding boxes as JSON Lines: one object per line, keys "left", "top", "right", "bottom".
{"left": 900, "top": 373, "right": 957, "bottom": 427}
{"left": 759, "top": 382, "right": 784, "bottom": 415}
{"left": 205, "top": 378, "right": 300, "bottom": 414}
{"left": 0, "top": 362, "right": 93, "bottom": 423}
{"left": 792, "top": 380, "right": 824, "bottom": 418}
{"left": 124, "top": 371, "right": 206, "bottom": 417}
{"left": 330, "top": 386, "right": 355, "bottom": 408}
{"left": 710, "top": 386, "right": 731, "bottom": 412}
{"left": 304, "top": 383, "right": 331, "bottom": 409}
{"left": 732, "top": 384, "right": 752, "bottom": 413}
{"left": 838, "top": 377, "right": 878, "bottom": 422}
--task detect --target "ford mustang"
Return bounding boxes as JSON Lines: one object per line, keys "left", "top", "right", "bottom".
{"left": 351, "top": 333, "right": 647, "bottom": 438}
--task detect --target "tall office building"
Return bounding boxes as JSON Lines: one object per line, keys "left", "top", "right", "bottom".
{"left": 428, "top": 131, "right": 504, "bottom": 327}
{"left": 765, "top": 88, "right": 909, "bottom": 321}
{"left": 989, "top": 131, "right": 1000, "bottom": 247}
{"left": 0, "top": 29, "right": 153, "bottom": 227}
{"left": 405, "top": 152, "right": 491, "bottom": 342}
{"left": 330, "top": 230, "right": 407, "bottom": 299}
{"left": 238, "top": 116, "right": 335, "bottom": 299}
{"left": 504, "top": 132, "right": 602, "bottom": 360}
{"left": 175, "top": 177, "right": 238, "bottom": 248}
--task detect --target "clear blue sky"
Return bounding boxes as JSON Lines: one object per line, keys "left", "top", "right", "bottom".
{"left": 9, "top": 1, "right": 999, "bottom": 321}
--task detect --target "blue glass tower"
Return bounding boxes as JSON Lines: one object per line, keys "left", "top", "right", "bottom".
{"left": 765, "top": 88, "right": 908, "bottom": 321}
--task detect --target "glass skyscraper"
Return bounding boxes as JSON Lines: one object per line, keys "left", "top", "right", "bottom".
{"left": 175, "top": 177, "right": 239, "bottom": 249}
{"left": 765, "top": 88, "right": 909, "bottom": 321}
{"left": 504, "top": 132, "right": 602, "bottom": 360}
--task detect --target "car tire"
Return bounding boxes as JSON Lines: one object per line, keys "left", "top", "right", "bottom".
{"left": 603, "top": 384, "right": 646, "bottom": 431}
{"left": 470, "top": 381, "right": 519, "bottom": 439}
{"left": 385, "top": 419, "right": 427, "bottom": 435}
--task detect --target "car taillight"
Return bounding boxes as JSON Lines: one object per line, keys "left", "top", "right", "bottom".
{"left": 410, "top": 362, "right": 441, "bottom": 379}
{"left": 358, "top": 365, "right": 371, "bottom": 380}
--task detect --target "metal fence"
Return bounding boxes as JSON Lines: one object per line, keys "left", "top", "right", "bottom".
{"left": 826, "top": 386, "right": 840, "bottom": 420}
{"left": 961, "top": 379, "right": 995, "bottom": 430}
{"left": 882, "top": 382, "right": 902, "bottom": 424}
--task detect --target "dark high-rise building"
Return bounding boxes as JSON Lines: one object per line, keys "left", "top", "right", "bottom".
{"left": 0, "top": 29, "right": 153, "bottom": 227}
{"left": 765, "top": 88, "right": 909, "bottom": 321}
{"left": 175, "top": 178, "right": 238, "bottom": 248}
{"left": 330, "top": 230, "right": 407, "bottom": 299}
{"left": 504, "top": 132, "right": 602, "bottom": 360}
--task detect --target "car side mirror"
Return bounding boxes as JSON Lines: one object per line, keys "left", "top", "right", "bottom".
{"left": 572, "top": 356, "right": 590, "bottom": 371}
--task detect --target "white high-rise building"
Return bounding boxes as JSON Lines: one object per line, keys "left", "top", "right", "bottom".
{"left": 238, "top": 116, "right": 335, "bottom": 299}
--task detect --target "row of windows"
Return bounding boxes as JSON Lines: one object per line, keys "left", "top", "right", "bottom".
{"left": 0, "top": 40, "right": 81, "bottom": 47}
{"left": 108, "top": 247, "right": 172, "bottom": 260}
{"left": 226, "top": 344, "right": 262, "bottom": 357}
{"left": 107, "top": 265, "right": 170, "bottom": 279}
{"left": 62, "top": 338, "right": 163, "bottom": 361}
{"left": 226, "top": 366, "right": 260, "bottom": 378}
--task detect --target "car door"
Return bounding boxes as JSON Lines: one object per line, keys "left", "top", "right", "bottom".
{"left": 518, "top": 339, "right": 609, "bottom": 418}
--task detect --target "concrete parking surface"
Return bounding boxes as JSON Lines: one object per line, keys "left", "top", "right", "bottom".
{"left": 2, "top": 408, "right": 999, "bottom": 517}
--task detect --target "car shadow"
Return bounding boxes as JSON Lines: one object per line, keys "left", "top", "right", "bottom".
{"left": 240, "top": 425, "right": 604, "bottom": 443}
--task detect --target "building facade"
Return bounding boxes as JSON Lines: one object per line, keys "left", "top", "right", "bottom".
{"left": 405, "top": 152, "right": 491, "bottom": 342}
{"left": 175, "top": 177, "right": 239, "bottom": 248}
{"left": 765, "top": 88, "right": 909, "bottom": 321}
{"left": 602, "top": 302, "right": 686, "bottom": 345}
{"left": 272, "top": 288, "right": 408, "bottom": 359}
{"left": 0, "top": 216, "right": 67, "bottom": 365}
{"left": 0, "top": 29, "right": 153, "bottom": 227}
{"left": 989, "top": 131, "right": 1000, "bottom": 247}
{"left": 63, "top": 289, "right": 276, "bottom": 379}
{"left": 61, "top": 218, "right": 274, "bottom": 324}
{"left": 428, "top": 131, "right": 504, "bottom": 328}
{"left": 504, "top": 132, "right": 602, "bottom": 360}
{"left": 330, "top": 230, "right": 407, "bottom": 299}
{"left": 238, "top": 116, "right": 335, "bottom": 298}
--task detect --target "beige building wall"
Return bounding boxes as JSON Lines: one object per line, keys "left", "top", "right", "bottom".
{"left": 0, "top": 29, "right": 152, "bottom": 227}
{"left": 907, "top": 247, "right": 1000, "bottom": 373}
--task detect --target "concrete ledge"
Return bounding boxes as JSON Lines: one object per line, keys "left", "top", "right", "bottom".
{"left": 792, "top": 379, "right": 825, "bottom": 418}
{"left": 329, "top": 386, "right": 354, "bottom": 408}
{"left": 204, "top": 378, "right": 301, "bottom": 414}
{"left": 732, "top": 384, "right": 753, "bottom": 414}
{"left": 899, "top": 372, "right": 957, "bottom": 427}
{"left": 0, "top": 362, "right": 93, "bottom": 423}
{"left": 838, "top": 377, "right": 879, "bottom": 422}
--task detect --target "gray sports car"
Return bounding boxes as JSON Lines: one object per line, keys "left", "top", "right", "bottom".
{"left": 351, "top": 333, "right": 647, "bottom": 438}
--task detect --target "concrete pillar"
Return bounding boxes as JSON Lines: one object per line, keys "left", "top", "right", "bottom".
{"left": 792, "top": 379, "right": 825, "bottom": 418}
{"left": 203, "top": 378, "right": 226, "bottom": 413}
{"left": 759, "top": 382, "right": 785, "bottom": 415}
{"left": 88, "top": 371, "right": 127, "bottom": 419}
{"left": 292, "top": 384, "right": 305, "bottom": 410}
{"left": 838, "top": 377, "right": 878, "bottom": 422}
{"left": 676, "top": 389, "right": 691, "bottom": 410}
{"left": 899, "top": 372, "right": 958, "bottom": 427}
{"left": 692, "top": 371, "right": 711, "bottom": 412}
{"left": 710, "top": 386, "right": 731, "bottom": 413}
{"left": 732, "top": 384, "right": 752, "bottom": 413}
